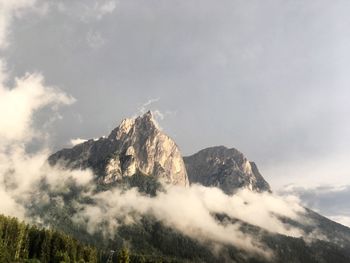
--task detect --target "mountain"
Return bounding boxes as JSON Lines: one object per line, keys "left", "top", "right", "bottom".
{"left": 49, "top": 112, "right": 269, "bottom": 195}
{"left": 44, "top": 112, "right": 350, "bottom": 263}
{"left": 49, "top": 111, "right": 189, "bottom": 186}
{"left": 184, "top": 146, "right": 271, "bottom": 194}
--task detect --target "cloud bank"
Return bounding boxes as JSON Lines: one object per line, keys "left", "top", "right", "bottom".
{"left": 73, "top": 184, "right": 306, "bottom": 257}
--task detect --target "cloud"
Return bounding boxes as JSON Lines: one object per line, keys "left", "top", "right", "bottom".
{"left": 0, "top": 62, "right": 93, "bottom": 223}
{"left": 70, "top": 138, "right": 88, "bottom": 146}
{"left": 138, "top": 97, "right": 160, "bottom": 114}
{"left": 135, "top": 98, "right": 167, "bottom": 128}
{"left": 0, "top": 71, "right": 75, "bottom": 144}
{"left": 136, "top": 98, "right": 178, "bottom": 125}
{"left": 86, "top": 30, "right": 105, "bottom": 49}
{"left": 0, "top": 18, "right": 86, "bottom": 219}
{"left": 73, "top": 184, "right": 308, "bottom": 258}
{"left": 280, "top": 184, "right": 350, "bottom": 227}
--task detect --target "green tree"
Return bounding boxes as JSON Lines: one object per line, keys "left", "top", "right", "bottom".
{"left": 0, "top": 239, "right": 11, "bottom": 263}
{"left": 117, "top": 248, "right": 130, "bottom": 263}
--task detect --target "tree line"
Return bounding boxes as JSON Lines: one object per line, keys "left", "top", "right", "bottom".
{"left": 0, "top": 214, "right": 98, "bottom": 262}
{"left": 0, "top": 213, "right": 180, "bottom": 263}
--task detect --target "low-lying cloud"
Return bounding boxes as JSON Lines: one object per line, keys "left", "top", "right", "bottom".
{"left": 73, "top": 183, "right": 308, "bottom": 257}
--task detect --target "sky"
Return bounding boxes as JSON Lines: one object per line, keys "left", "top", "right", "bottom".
{"left": 1, "top": 0, "right": 350, "bottom": 224}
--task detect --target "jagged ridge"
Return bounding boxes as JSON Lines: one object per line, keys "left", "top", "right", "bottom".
{"left": 49, "top": 111, "right": 189, "bottom": 186}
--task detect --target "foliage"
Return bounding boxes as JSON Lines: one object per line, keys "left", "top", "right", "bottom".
{"left": 117, "top": 248, "right": 130, "bottom": 263}
{"left": 0, "top": 214, "right": 97, "bottom": 263}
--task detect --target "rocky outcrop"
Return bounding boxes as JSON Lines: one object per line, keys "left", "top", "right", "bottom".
{"left": 184, "top": 146, "right": 271, "bottom": 194}
{"left": 49, "top": 111, "right": 189, "bottom": 186}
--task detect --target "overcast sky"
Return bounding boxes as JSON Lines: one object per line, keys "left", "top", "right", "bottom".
{"left": 2, "top": 0, "right": 350, "bottom": 198}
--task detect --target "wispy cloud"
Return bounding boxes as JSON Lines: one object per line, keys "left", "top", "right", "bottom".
{"left": 70, "top": 138, "right": 88, "bottom": 146}
{"left": 138, "top": 97, "right": 160, "bottom": 114}
{"left": 86, "top": 30, "right": 105, "bottom": 49}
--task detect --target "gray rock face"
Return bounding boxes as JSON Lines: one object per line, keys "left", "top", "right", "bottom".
{"left": 49, "top": 111, "right": 189, "bottom": 186}
{"left": 184, "top": 146, "right": 271, "bottom": 194}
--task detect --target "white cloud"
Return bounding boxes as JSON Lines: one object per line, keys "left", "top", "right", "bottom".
{"left": 0, "top": 62, "right": 84, "bottom": 220}
{"left": 136, "top": 98, "right": 177, "bottom": 126}
{"left": 0, "top": 71, "right": 75, "bottom": 144}
{"left": 138, "top": 97, "right": 160, "bottom": 114}
{"left": 70, "top": 138, "right": 88, "bottom": 146}
{"left": 0, "top": 0, "right": 85, "bottom": 219}
{"left": 73, "top": 184, "right": 309, "bottom": 258}
{"left": 0, "top": 184, "right": 26, "bottom": 219}
{"left": 0, "top": 84, "right": 93, "bottom": 221}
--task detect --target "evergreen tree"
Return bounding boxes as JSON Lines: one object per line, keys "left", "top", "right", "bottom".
{"left": 117, "top": 248, "right": 130, "bottom": 263}
{"left": 0, "top": 214, "right": 99, "bottom": 263}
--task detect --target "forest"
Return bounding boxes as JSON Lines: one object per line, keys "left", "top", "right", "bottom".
{"left": 0, "top": 214, "right": 98, "bottom": 262}
{"left": 0, "top": 213, "right": 191, "bottom": 263}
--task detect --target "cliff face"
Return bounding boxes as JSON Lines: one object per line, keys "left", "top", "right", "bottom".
{"left": 184, "top": 146, "right": 271, "bottom": 194}
{"left": 49, "top": 111, "right": 189, "bottom": 186}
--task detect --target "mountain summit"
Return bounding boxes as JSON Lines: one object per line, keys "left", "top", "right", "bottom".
{"left": 49, "top": 111, "right": 189, "bottom": 186}
{"left": 184, "top": 146, "right": 271, "bottom": 194}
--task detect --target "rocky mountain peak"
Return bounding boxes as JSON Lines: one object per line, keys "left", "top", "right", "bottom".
{"left": 184, "top": 146, "right": 271, "bottom": 194}
{"left": 49, "top": 111, "right": 189, "bottom": 186}
{"left": 108, "top": 110, "right": 158, "bottom": 141}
